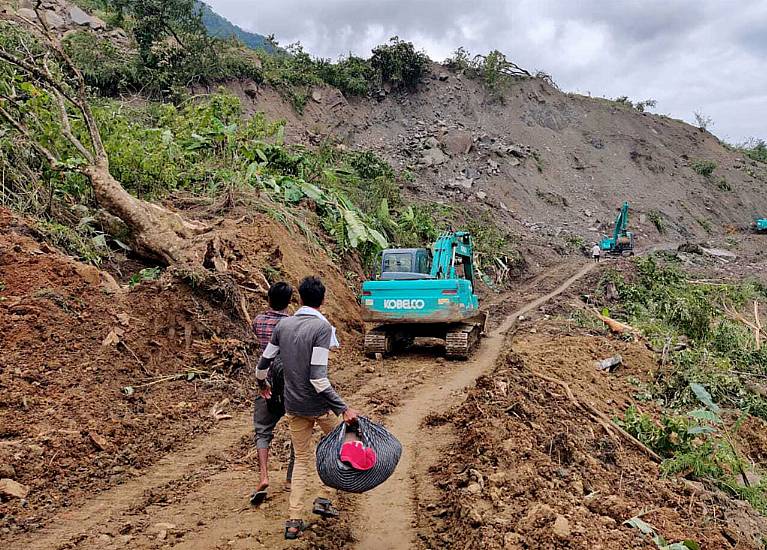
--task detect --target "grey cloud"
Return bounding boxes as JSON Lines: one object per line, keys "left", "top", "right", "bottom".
{"left": 207, "top": 0, "right": 766, "bottom": 141}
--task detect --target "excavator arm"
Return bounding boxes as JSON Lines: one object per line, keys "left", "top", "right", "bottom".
{"left": 613, "top": 202, "right": 630, "bottom": 242}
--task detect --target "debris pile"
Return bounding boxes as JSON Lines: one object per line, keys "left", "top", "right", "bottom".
{"left": 193, "top": 336, "right": 253, "bottom": 376}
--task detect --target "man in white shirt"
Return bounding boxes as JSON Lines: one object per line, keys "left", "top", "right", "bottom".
{"left": 591, "top": 243, "right": 602, "bottom": 263}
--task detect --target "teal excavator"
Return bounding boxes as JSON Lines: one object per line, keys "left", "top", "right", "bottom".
{"left": 755, "top": 219, "right": 767, "bottom": 232}
{"left": 360, "top": 231, "right": 486, "bottom": 358}
{"left": 600, "top": 202, "right": 635, "bottom": 256}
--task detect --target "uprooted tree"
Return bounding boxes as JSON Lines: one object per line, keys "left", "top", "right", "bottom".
{"left": 0, "top": 4, "right": 206, "bottom": 265}
{"left": 1, "top": 5, "right": 253, "bottom": 322}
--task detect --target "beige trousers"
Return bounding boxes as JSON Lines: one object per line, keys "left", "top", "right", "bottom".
{"left": 287, "top": 411, "right": 339, "bottom": 519}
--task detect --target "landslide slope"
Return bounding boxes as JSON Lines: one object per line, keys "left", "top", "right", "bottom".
{"left": 235, "top": 70, "right": 767, "bottom": 253}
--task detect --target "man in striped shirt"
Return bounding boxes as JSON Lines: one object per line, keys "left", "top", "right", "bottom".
{"left": 250, "top": 282, "right": 294, "bottom": 506}
{"left": 256, "top": 276, "right": 359, "bottom": 540}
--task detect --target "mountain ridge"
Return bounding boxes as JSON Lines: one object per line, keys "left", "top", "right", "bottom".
{"left": 197, "top": 1, "right": 275, "bottom": 52}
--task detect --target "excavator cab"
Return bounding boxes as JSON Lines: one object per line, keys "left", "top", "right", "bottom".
{"left": 379, "top": 248, "right": 432, "bottom": 280}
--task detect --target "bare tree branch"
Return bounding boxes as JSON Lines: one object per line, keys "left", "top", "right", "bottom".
{"left": 0, "top": 103, "right": 62, "bottom": 169}
{"left": 0, "top": 46, "right": 80, "bottom": 106}
{"left": 41, "top": 55, "right": 94, "bottom": 162}
{"left": 53, "top": 89, "right": 94, "bottom": 162}
{"left": 32, "top": 1, "right": 106, "bottom": 160}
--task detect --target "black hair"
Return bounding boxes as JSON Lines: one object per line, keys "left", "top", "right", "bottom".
{"left": 298, "top": 276, "right": 325, "bottom": 308}
{"left": 268, "top": 282, "right": 293, "bottom": 311}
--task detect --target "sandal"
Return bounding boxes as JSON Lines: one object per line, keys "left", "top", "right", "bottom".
{"left": 249, "top": 481, "right": 269, "bottom": 506}
{"left": 312, "top": 497, "right": 339, "bottom": 518}
{"left": 284, "top": 519, "right": 307, "bottom": 540}
{"left": 249, "top": 489, "right": 268, "bottom": 506}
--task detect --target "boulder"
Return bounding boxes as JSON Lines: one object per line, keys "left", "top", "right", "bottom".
{"left": 701, "top": 247, "right": 737, "bottom": 259}
{"left": 0, "top": 478, "right": 29, "bottom": 499}
{"left": 43, "top": 10, "right": 66, "bottom": 29}
{"left": 507, "top": 145, "right": 527, "bottom": 158}
{"left": 421, "top": 147, "right": 448, "bottom": 167}
{"left": 463, "top": 167, "right": 480, "bottom": 179}
{"left": 465, "top": 482, "right": 482, "bottom": 495}
{"left": 17, "top": 8, "right": 37, "bottom": 20}
{"left": 311, "top": 89, "right": 323, "bottom": 103}
{"left": 71, "top": 262, "right": 101, "bottom": 287}
{"left": 243, "top": 82, "right": 259, "bottom": 99}
{"left": 424, "top": 136, "right": 441, "bottom": 149}
{"left": 440, "top": 130, "right": 473, "bottom": 155}
{"left": 87, "top": 15, "right": 107, "bottom": 30}
{"left": 446, "top": 176, "right": 473, "bottom": 190}
{"left": 68, "top": 5, "right": 91, "bottom": 25}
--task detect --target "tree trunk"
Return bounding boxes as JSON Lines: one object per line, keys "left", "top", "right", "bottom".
{"left": 84, "top": 160, "right": 205, "bottom": 264}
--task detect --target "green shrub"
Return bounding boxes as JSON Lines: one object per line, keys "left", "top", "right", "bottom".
{"left": 743, "top": 139, "right": 767, "bottom": 164}
{"left": 717, "top": 177, "right": 732, "bottom": 191}
{"left": 63, "top": 31, "right": 140, "bottom": 94}
{"left": 445, "top": 47, "right": 536, "bottom": 102}
{"left": 370, "top": 37, "right": 429, "bottom": 90}
{"left": 316, "top": 55, "right": 374, "bottom": 96}
{"left": 691, "top": 159, "right": 717, "bottom": 177}
{"left": 648, "top": 210, "right": 666, "bottom": 234}
{"left": 608, "top": 96, "right": 656, "bottom": 112}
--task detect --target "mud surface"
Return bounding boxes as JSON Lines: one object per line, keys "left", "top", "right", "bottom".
{"left": 415, "top": 324, "right": 767, "bottom": 550}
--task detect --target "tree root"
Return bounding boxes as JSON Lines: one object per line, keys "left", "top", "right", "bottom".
{"left": 527, "top": 368, "right": 663, "bottom": 463}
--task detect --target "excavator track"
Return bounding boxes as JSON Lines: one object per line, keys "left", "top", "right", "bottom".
{"left": 364, "top": 329, "right": 392, "bottom": 356}
{"left": 445, "top": 322, "right": 482, "bottom": 359}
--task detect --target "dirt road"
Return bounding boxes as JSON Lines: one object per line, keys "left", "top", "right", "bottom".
{"left": 354, "top": 263, "right": 595, "bottom": 549}
{"left": 9, "top": 262, "right": 594, "bottom": 550}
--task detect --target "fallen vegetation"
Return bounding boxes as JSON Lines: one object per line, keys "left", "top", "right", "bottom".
{"left": 595, "top": 258, "right": 767, "bottom": 515}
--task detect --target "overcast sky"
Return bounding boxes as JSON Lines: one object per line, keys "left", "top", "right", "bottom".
{"left": 206, "top": 0, "right": 766, "bottom": 143}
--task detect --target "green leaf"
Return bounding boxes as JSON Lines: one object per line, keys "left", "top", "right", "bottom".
{"left": 342, "top": 208, "right": 365, "bottom": 247}
{"left": 297, "top": 180, "right": 325, "bottom": 202}
{"left": 661, "top": 542, "right": 701, "bottom": 550}
{"left": 283, "top": 185, "right": 304, "bottom": 204}
{"left": 91, "top": 234, "right": 108, "bottom": 250}
{"left": 245, "top": 161, "right": 261, "bottom": 182}
{"left": 368, "top": 227, "right": 389, "bottom": 249}
{"left": 160, "top": 129, "right": 174, "bottom": 146}
{"left": 275, "top": 124, "right": 285, "bottom": 146}
{"left": 186, "top": 372, "right": 196, "bottom": 381}
{"left": 689, "top": 383, "right": 721, "bottom": 414}
{"left": 624, "top": 517, "right": 655, "bottom": 535}
{"left": 686, "top": 425, "right": 716, "bottom": 435}
{"left": 112, "top": 239, "right": 131, "bottom": 252}
{"left": 687, "top": 408, "right": 721, "bottom": 424}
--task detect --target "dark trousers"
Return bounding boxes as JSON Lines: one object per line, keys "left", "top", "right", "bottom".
{"left": 253, "top": 396, "right": 295, "bottom": 481}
